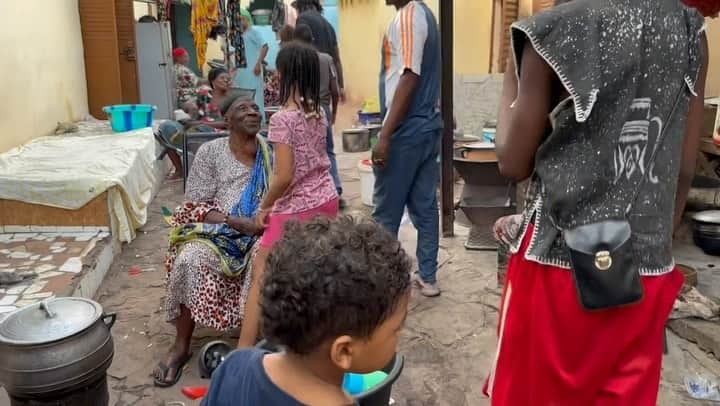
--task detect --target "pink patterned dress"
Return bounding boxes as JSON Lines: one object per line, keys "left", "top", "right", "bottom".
{"left": 260, "top": 109, "right": 339, "bottom": 247}
{"left": 267, "top": 109, "right": 338, "bottom": 214}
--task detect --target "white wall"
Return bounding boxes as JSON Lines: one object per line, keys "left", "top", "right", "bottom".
{"left": 0, "top": 0, "right": 89, "bottom": 152}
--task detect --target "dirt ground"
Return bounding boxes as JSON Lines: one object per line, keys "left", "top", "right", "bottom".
{"left": 92, "top": 145, "right": 720, "bottom": 406}
{"left": 2, "top": 134, "right": 718, "bottom": 406}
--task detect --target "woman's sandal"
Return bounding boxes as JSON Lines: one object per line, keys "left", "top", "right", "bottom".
{"left": 153, "top": 352, "right": 193, "bottom": 388}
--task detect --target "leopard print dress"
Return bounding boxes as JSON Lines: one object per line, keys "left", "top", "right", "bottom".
{"left": 164, "top": 138, "right": 255, "bottom": 331}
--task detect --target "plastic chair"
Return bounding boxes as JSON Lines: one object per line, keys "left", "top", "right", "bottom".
{"left": 183, "top": 131, "right": 230, "bottom": 191}
{"left": 153, "top": 129, "right": 182, "bottom": 161}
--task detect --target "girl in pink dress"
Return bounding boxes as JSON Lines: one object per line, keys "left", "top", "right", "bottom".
{"left": 237, "top": 42, "right": 339, "bottom": 348}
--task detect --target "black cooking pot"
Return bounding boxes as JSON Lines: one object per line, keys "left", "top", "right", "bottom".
{"left": 0, "top": 298, "right": 116, "bottom": 397}
{"left": 692, "top": 211, "right": 720, "bottom": 256}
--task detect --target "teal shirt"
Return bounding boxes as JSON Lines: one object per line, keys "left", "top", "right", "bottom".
{"left": 233, "top": 27, "right": 267, "bottom": 122}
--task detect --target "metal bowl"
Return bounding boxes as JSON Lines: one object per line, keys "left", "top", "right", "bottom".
{"left": 692, "top": 210, "right": 720, "bottom": 224}
{"left": 342, "top": 128, "right": 370, "bottom": 153}
{"left": 694, "top": 222, "right": 720, "bottom": 235}
{"left": 693, "top": 230, "right": 720, "bottom": 256}
{"left": 198, "top": 340, "right": 232, "bottom": 379}
{"left": 692, "top": 211, "right": 720, "bottom": 255}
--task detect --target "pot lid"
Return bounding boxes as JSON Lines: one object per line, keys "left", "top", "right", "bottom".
{"left": 692, "top": 210, "right": 720, "bottom": 224}
{"left": 0, "top": 297, "right": 103, "bottom": 345}
{"left": 343, "top": 128, "right": 369, "bottom": 134}
{"left": 463, "top": 141, "right": 495, "bottom": 150}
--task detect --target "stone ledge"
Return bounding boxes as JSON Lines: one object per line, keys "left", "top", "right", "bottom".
{"left": 0, "top": 231, "right": 115, "bottom": 322}
{"left": 668, "top": 318, "right": 720, "bottom": 361}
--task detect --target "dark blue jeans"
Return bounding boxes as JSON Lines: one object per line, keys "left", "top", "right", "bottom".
{"left": 321, "top": 104, "right": 342, "bottom": 196}
{"left": 372, "top": 131, "right": 441, "bottom": 283}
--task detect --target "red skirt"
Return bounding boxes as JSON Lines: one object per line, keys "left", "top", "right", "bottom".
{"left": 259, "top": 198, "right": 339, "bottom": 248}
{"left": 485, "top": 225, "right": 683, "bottom": 406}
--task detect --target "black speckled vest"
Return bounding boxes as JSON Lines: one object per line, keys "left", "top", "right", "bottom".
{"left": 509, "top": 0, "right": 706, "bottom": 275}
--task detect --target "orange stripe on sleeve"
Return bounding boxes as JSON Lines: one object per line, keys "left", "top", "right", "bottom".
{"left": 401, "top": 3, "right": 416, "bottom": 69}
{"left": 383, "top": 36, "right": 392, "bottom": 73}
{"left": 400, "top": 8, "right": 408, "bottom": 65}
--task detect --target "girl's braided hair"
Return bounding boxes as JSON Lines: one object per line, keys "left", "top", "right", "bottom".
{"left": 276, "top": 42, "right": 322, "bottom": 115}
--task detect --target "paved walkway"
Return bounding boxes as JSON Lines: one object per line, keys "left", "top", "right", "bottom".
{"left": 0, "top": 229, "right": 111, "bottom": 317}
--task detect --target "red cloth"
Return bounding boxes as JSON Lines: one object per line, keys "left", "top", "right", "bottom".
{"left": 172, "top": 47, "right": 189, "bottom": 60}
{"left": 683, "top": 0, "right": 720, "bottom": 17}
{"left": 259, "top": 198, "right": 339, "bottom": 248}
{"left": 485, "top": 224, "right": 683, "bottom": 406}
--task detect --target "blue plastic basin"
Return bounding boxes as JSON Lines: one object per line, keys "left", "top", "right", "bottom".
{"left": 102, "top": 104, "right": 157, "bottom": 132}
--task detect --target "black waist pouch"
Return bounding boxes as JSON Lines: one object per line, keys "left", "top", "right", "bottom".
{"left": 563, "top": 220, "right": 644, "bottom": 311}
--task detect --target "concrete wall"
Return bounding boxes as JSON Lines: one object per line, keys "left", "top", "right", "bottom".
{"left": 338, "top": 0, "right": 493, "bottom": 105}
{"left": 0, "top": 0, "right": 89, "bottom": 153}
{"left": 706, "top": 18, "right": 720, "bottom": 98}
{"left": 454, "top": 74, "right": 504, "bottom": 136}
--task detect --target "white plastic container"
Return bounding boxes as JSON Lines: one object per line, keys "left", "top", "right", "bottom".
{"left": 358, "top": 159, "right": 375, "bottom": 207}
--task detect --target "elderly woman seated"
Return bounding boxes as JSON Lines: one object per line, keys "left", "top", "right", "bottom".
{"left": 153, "top": 97, "right": 271, "bottom": 387}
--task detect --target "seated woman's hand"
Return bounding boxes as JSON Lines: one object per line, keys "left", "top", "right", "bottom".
{"left": 253, "top": 209, "right": 269, "bottom": 231}
{"left": 228, "top": 216, "right": 263, "bottom": 236}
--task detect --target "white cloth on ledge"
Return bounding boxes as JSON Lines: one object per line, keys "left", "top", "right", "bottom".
{"left": 0, "top": 121, "right": 157, "bottom": 242}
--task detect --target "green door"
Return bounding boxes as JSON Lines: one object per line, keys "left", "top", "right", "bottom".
{"left": 172, "top": 3, "right": 201, "bottom": 75}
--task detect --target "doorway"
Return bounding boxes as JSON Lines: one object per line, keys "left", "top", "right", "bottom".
{"left": 490, "top": 0, "right": 519, "bottom": 73}
{"left": 79, "top": 0, "right": 140, "bottom": 118}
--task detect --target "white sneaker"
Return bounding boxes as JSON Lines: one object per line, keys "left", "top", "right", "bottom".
{"left": 412, "top": 273, "right": 441, "bottom": 297}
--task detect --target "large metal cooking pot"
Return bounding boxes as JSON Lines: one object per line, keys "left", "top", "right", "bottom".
{"left": 342, "top": 128, "right": 370, "bottom": 153}
{"left": 0, "top": 297, "right": 116, "bottom": 397}
{"left": 692, "top": 211, "right": 720, "bottom": 256}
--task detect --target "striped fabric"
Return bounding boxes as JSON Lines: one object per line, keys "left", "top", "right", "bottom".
{"left": 381, "top": 1, "right": 429, "bottom": 116}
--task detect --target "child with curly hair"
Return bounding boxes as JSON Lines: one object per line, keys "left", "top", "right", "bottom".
{"left": 201, "top": 216, "right": 412, "bottom": 405}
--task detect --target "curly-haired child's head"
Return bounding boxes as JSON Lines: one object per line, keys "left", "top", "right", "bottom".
{"left": 261, "top": 216, "right": 412, "bottom": 373}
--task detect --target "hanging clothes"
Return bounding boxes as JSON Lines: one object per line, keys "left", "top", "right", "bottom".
{"left": 271, "top": 0, "right": 286, "bottom": 32}
{"left": 217, "top": 0, "right": 226, "bottom": 21}
{"left": 227, "top": 0, "right": 247, "bottom": 69}
{"left": 191, "top": 0, "right": 219, "bottom": 69}
{"left": 157, "top": 0, "right": 170, "bottom": 21}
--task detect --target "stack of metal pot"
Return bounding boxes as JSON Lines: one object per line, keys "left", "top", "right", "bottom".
{"left": 0, "top": 297, "right": 116, "bottom": 406}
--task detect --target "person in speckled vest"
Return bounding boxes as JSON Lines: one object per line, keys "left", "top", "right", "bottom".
{"left": 483, "top": 0, "right": 710, "bottom": 404}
